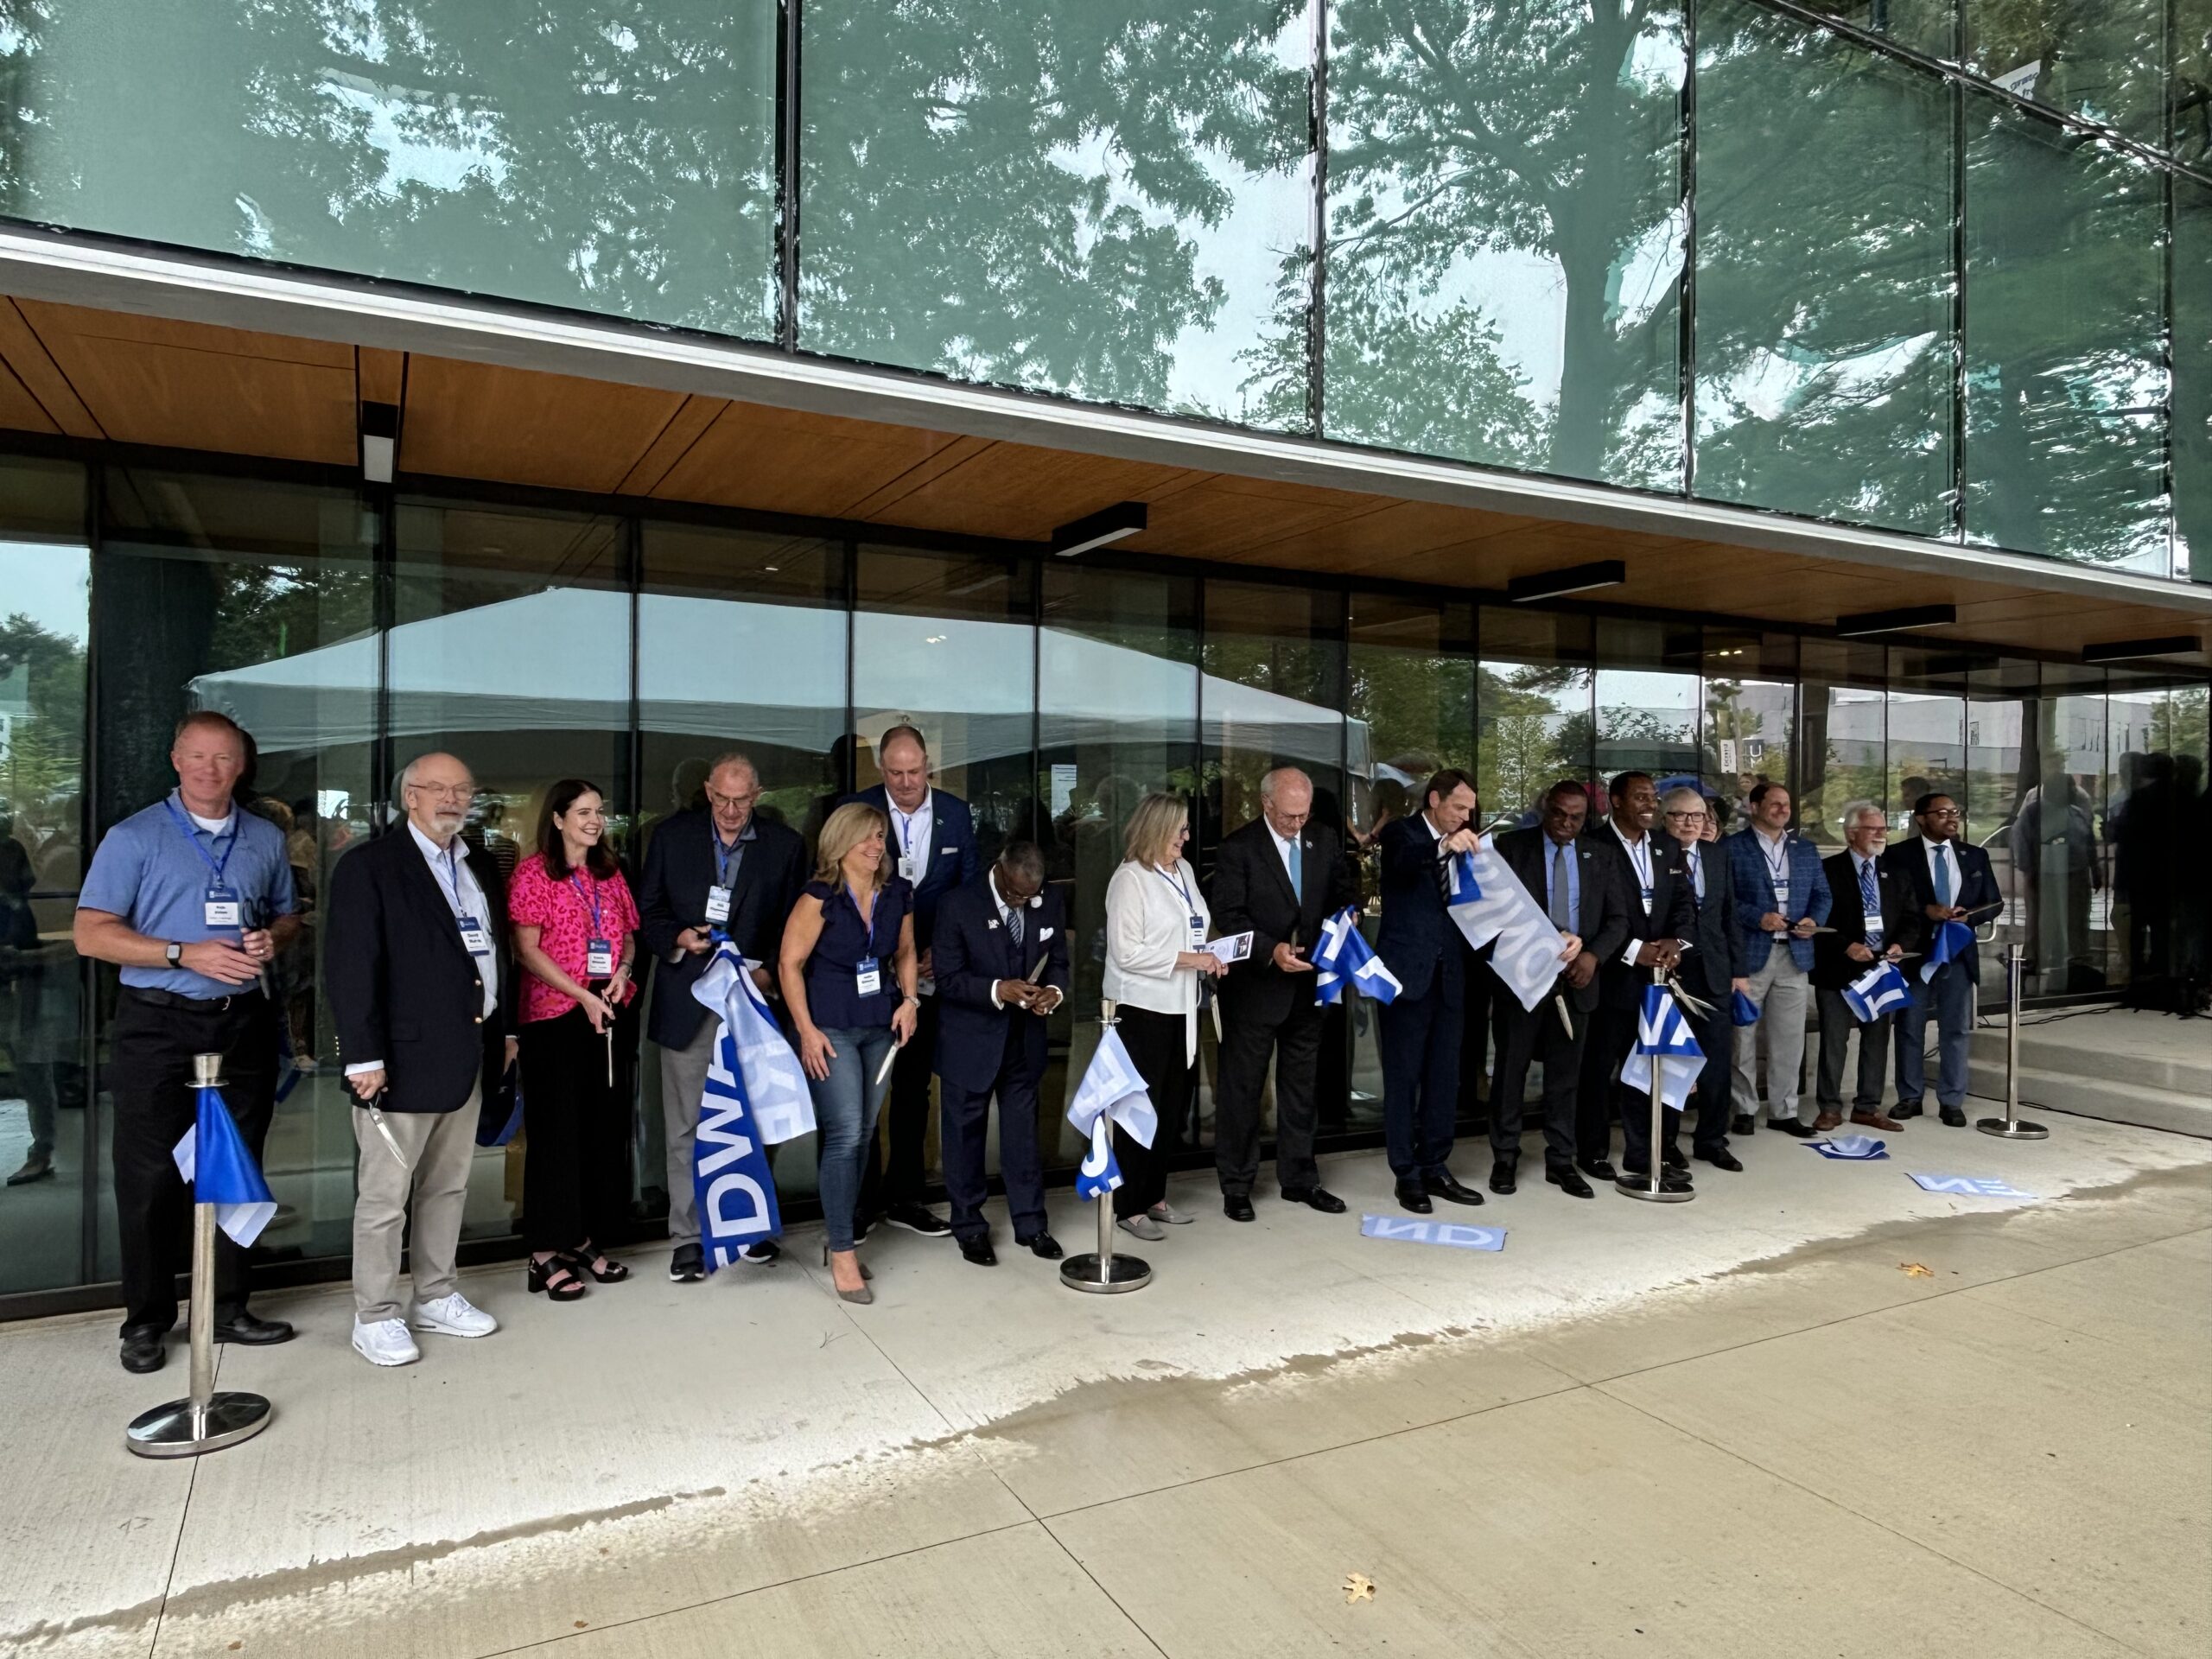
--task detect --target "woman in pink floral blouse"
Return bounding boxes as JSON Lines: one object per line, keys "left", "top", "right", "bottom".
{"left": 507, "top": 779, "right": 640, "bottom": 1302}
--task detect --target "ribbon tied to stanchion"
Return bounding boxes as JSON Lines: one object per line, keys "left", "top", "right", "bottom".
{"left": 1065, "top": 1025, "right": 1156, "bottom": 1200}
{"left": 1312, "top": 906, "right": 1402, "bottom": 1007}
{"left": 171, "top": 1079, "right": 277, "bottom": 1248}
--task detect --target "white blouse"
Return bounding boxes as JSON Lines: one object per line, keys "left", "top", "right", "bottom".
{"left": 1103, "top": 857, "right": 1212, "bottom": 1061}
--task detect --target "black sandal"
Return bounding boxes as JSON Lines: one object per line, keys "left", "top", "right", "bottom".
{"left": 560, "top": 1243, "right": 629, "bottom": 1283}
{"left": 527, "top": 1256, "right": 588, "bottom": 1300}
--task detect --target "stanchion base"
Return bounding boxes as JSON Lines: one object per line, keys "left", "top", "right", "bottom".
{"left": 1060, "top": 1253, "right": 1152, "bottom": 1294}
{"left": 1614, "top": 1177, "right": 1696, "bottom": 1204}
{"left": 1975, "top": 1117, "right": 2050, "bottom": 1141}
{"left": 125, "top": 1391, "right": 271, "bottom": 1459}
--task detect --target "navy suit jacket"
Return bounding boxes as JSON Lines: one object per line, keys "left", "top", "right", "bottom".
{"left": 1882, "top": 836, "right": 2000, "bottom": 983}
{"left": 1491, "top": 826, "right": 1627, "bottom": 1014}
{"left": 1375, "top": 815, "right": 1462, "bottom": 1004}
{"left": 931, "top": 875, "right": 1071, "bottom": 1095}
{"left": 843, "top": 785, "right": 979, "bottom": 950}
{"left": 1675, "top": 839, "right": 1746, "bottom": 1002}
{"left": 1813, "top": 849, "right": 1925, "bottom": 990}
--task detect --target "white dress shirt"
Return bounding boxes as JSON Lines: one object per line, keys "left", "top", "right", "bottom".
{"left": 1609, "top": 819, "right": 1657, "bottom": 966}
{"left": 344, "top": 823, "right": 500, "bottom": 1077}
{"left": 1268, "top": 821, "right": 1301, "bottom": 892}
{"left": 888, "top": 790, "right": 935, "bottom": 884}
{"left": 1853, "top": 851, "right": 1885, "bottom": 944}
{"left": 985, "top": 868, "right": 1046, "bottom": 1008}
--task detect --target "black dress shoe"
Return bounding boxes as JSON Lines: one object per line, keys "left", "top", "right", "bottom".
{"left": 1695, "top": 1147, "right": 1745, "bottom": 1173}
{"left": 1939, "top": 1106, "right": 1967, "bottom": 1127}
{"left": 1731, "top": 1114, "right": 1757, "bottom": 1137}
{"left": 119, "top": 1325, "right": 166, "bottom": 1374}
{"left": 957, "top": 1234, "right": 998, "bottom": 1267}
{"left": 1661, "top": 1144, "right": 1688, "bottom": 1172}
{"left": 1892, "top": 1101, "right": 1924, "bottom": 1120}
{"left": 1764, "top": 1118, "right": 1816, "bottom": 1139}
{"left": 1489, "top": 1160, "right": 1517, "bottom": 1196}
{"left": 1018, "top": 1230, "right": 1064, "bottom": 1260}
{"left": 886, "top": 1201, "right": 952, "bottom": 1237}
{"left": 213, "top": 1310, "right": 296, "bottom": 1345}
{"left": 669, "top": 1243, "right": 706, "bottom": 1283}
{"left": 1421, "top": 1172, "right": 1485, "bottom": 1206}
{"left": 1579, "top": 1159, "right": 1618, "bottom": 1183}
{"left": 1395, "top": 1180, "right": 1433, "bottom": 1215}
{"left": 1223, "top": 1192, "right": 1255, "bottom": 1222}
{"left": 1545, "top": 1166, "right": 1594, "bottom": 1199}
{"left": 1281, "top": 1185, "right": 1346, "bottom": 1213}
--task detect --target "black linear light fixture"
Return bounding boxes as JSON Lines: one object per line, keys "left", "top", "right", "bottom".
{"left": 359, "top": 400, "right": 400, "bottom": 484}
{"left": 1505, "top": 559, "right": 1626, "bottom": 603}
{"left": 2080, "top": 635, "right": 2204, "bottom": 664}
{"left": 1834, "top": 603, "right": 1955, "bottom": 638}
{"left": 1051, "top": 501, "right": 1147, "bottom": 557}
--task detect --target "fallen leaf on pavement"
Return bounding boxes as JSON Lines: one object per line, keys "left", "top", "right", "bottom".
{"left": 1344, "top": 1573, "right": 1376, "bottom": 1604}
{"left": 1900, "top": 1262, "right": 1934, "bottom": 1277}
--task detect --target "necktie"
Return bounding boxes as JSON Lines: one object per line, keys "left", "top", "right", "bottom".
{"left": 1690, "top": 847, "right": 1705, "bottom": 902}
{"left": 1548, "top": 842, "right": 1573, "bottom": 930}
{"left": 1288, "top": 837, "right": 1303, "bottom": 902}
{"left": 1859, "top": 859, "right": 1879, "bottom": 943}
{"left": 1436, "top": 847, "right": 1453, "bottom": 903}
{"left": 1007, "top": 905, "right": 1024, "bottom": 949}
{"left": 1933, "top": 847, "right": 1953, "bottom": 906}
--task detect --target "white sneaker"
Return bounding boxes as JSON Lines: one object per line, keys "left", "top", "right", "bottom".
{"left": 352, "top": 1318, "right": 421, "bottom": 1367}
{"left": 411, "top": 1292, "right": 498, "bottom": 1338}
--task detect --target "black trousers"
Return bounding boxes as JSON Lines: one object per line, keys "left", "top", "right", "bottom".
{"left": 1214, "top": 996, "right": 1324, "bottom": 1196}
{"left": 109, "top": 988, "right": 279, "bottom": 1334}
{"left": 1111, "top": 1006, "right": 1192, "bottom": 1218}
{"left": 1488, "top": 992, "right": 1586, "bottom": 1173}
{"left": 939, "top": 1023, "right": 1047, "bottom": 1243}
{"left": 1677, "top": 1000, "right": 1735, "bottom": 1157}
{"left": 1575, "top": 999, "right": 1639, "bottom": 1166}
{"left": 1815, "top": 988, "right": 1893, "bottom": 1114}
{"left": 1378, "top": 969, "right": 1461, "bottom": 1181}
{"left": 518, "top": 1003, "right": 634, "bottom": 1253}
{"left": 1455, "top": 958, "right": 1493, "bottom": 1123}
{"left": 861, "top": 993, "right": 938, "bottom": 1212}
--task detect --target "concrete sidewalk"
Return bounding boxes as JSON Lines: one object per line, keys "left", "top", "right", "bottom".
{"left": 6, "top": 1103, "right": 2209, "bottom": 1658}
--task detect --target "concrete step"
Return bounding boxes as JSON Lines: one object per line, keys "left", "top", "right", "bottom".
{"left": 1964, "top": 1058, "right": 2211, "bottom": 1140}
{"left": 1968, "top": 1021, "right": 2210, "bottom": 1095}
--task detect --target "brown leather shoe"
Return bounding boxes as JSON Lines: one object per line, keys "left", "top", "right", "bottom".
{"left": 1810, "top": 1112, "right": 1844, "bottom": 1132}
{"left": 1850, "top": 1109, "right": 1904, "bottom": 1132}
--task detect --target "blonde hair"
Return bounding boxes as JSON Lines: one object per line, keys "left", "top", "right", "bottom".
{"left": 1122, "top": 791, "right": 1190, "bottom": 869}
{"left": 813, "top": 802, "right": 892, "bottom": 891}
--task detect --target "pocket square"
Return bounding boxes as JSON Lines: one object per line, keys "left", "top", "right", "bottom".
{"left": 1039, "top": 926, "right": 1055, "bottom": 939}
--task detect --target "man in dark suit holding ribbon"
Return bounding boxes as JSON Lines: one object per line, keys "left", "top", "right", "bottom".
{"left": 1884, "top": 791, "right": 1999, "bottom": 1126}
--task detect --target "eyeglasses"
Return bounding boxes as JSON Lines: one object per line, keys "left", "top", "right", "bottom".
{"left": 1663, "top": 810, "right": 1707, "bottom": 822}
{"left": 409, "top": 782, "right": 476, "bottom": 802}
{"left": 1923, "top": 807, "right": 1962, "bottom": 820}
{"left": 706, "top": 789, "right": 758, "bottom": 810}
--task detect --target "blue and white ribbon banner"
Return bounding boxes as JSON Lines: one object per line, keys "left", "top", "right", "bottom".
{"left": 1922, "top": 919, "right": 1975, "bottom": 982}
{"left": 1312, "top": 906, "right": 1402, "bottom": 1007}
{"left": 1446, "top": 845, "right": 1568, "bottom": 1014}
{"left": 690, "top": 944, "right": 817, "bottom": 1272}
{"left": 1808, "top": 1134, "right": 1891, "bottom": 1160}
{"left": 1910, "top": 1172, "right": 2037, "bottom": 1198}
{"left": 1066, "top": 1027, "right": 1155, "bottom": 1201}
{"left": 170, "top": 1083, "right": 277, "bottom": 1248}
{"left": 1843, "top": 961, "right": 1912, "bottom": 1023}
{"left": 1360, "top": 1214, "right": 1506, "bottom": 1252}
{"left": 1620, "top": 984, "right": 1705, "bottom": 1109}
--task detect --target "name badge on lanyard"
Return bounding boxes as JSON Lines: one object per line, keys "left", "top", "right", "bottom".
{"left": 1158, "top": 863, "right": 1202, "bottom": 949}
{"left": 894, "top": 811, "right": 920, "bottom": 884}
{"left": 165, "top": 797, "right": 245, "bottom": 934}
{"left": 456, "top": 915, "right": 493, "bottom": 956}
{"left": 204, "top": 886, "right": 241, "bottom": 928}
{"left": 855, "top": 956, "right": 882, "bottom": 997}
{"left": 1188, "top": 913, "right": 1207, "bottom": 949}
{"left": 435, "top": 846, "right": 490, "bottom": 956}
{"left": 587, "top": 939, "right": 615, "bottom": 977}
{"left": 704, "top": 884, "right": 732, "bottom": 925}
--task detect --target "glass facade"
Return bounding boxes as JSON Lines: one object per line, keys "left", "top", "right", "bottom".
{"left": 1, "top": 448, "right": 2207, "bottom": 1312}
{"left": 3, "top": 2, "right": 2207, "bottom": 581}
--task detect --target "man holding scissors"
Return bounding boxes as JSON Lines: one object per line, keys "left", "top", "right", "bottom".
{"left": 76, "top": 712, "right": 302, "bottom": 1374}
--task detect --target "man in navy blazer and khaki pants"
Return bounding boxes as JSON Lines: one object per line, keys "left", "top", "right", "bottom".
{"left": 849, "top": 723, "right": 979, "bottom": 1237}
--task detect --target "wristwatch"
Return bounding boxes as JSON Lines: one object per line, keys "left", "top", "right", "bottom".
{"left": 164, "top": 942, "right": 183, "bottom": 968}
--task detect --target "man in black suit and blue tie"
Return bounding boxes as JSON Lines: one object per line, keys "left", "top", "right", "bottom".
{"left": 1884, "top": 791, "right": 1999, "bottom": 1126}
{"left": 929, "top": 841, "right": 1068, "bottom": 1266}
{"left": 849, "top": 723, "right": 979, "bottom": 1236}
{"left": 1375, "top": 768, "right": 1487, "bottom": 1214}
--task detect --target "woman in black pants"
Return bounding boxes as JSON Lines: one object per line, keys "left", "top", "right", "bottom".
{"left": 1101, "top": 791, "right": 1226, "bottom": 1241}
{"left": 508, "top": 779, "right": 640, "bottom": 1300}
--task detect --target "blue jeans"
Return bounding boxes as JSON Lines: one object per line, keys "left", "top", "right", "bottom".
{"left": 810, "top": 1024, "right": 895, "bottom": 1252}
{"left": 1895, "top": 960, "right": 1974, "bottom": 1109}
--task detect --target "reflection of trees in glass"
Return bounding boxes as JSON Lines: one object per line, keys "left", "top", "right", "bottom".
{"left": 0, "top": 613, "right": 85, "bottom": 840}
{"left": 1478, "top": 664, "right": 1589, "bottom": 821}
{"left": 1967, "top": 0, "right": 2169, "bottom": 144}
{"left": 209, "top": 563, "right": 373, "bottom": 672}
{"left": 2177, "top": 181, "right": 2211, "bottom": 580}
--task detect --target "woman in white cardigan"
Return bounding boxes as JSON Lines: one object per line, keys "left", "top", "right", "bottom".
{"left": 1103, "top": 791, "right": 1227, "bottom": 1241}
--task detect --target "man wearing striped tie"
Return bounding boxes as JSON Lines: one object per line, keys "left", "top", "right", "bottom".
{"left": 1811, "top": 803, "right": 1922, "bottom": 1133}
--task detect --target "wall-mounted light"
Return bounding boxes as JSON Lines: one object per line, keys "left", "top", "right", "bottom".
{"left": 1505, "top": 560, "right": 1626, "bottom": 602}
{"left": 359, "top": 401, "right": 399, "bottom": 485}
{"left": 1834, "top": 604, "right": 1955, "bottom": 638}
{"left": 2081, "top": 635, "right": 2202, "bottom": 664}
{"left": 1051, "top": 501, "right": 1147, "bottom": 557}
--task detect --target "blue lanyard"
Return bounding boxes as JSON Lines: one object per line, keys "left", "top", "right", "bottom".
{"left": 569, "top": 871, "right": 602, "bottom": 932}
{"left": 713, "top": 830, "right": 742, "bottom": 886}
{"left": 429, "top": 845, "right": 468, "bottom": 915}
{"left": 1154, "top": 863, "right": 1194, "bottom": 910}
{"left": 847, "top": 882, "right": 883, "bottom": 956}
{"left": 162, "top": 795, "right": 238, "bottom": 887}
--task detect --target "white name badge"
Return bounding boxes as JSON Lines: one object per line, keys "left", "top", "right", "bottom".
{"left": 1638, "top": 886, "right": 1655, "bottom": 912}
{"left": 1771, "top": 880, "right": 1790, "bottom": 906}
{"left": 1187, "top": 913, "right": 1206, "bottom": 949}
{"left": 587, "top": 938, "right": 615, "bottom": 977}
{"left": 203, "top": 887, "right": 241, "bottom": 929}
{"left": 456, "top": 914, "right": 493, "bottom": 957}
{"left": 897, "top": 854, "right": 918, "bottom": 882}
{"left": 855, "top": 956, "right": 882, "bottom": 997}
{"left": 704, "top": 884, "right": 732, "bottom": 924}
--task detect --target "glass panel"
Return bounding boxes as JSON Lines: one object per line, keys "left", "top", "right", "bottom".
{"left": 1200, "top": 582, "right": 1344, "bottom": 849}
{"left": 1594, "top": 620, "right": 1701, "bottom": 791}
{"left": 0, "top": 3, "right": 780, "bottom": 339}
{"left": 2178, "top": 180, "right": 2212, "bottom": 582}
{"left": 392, "top": 499, "right": 632, "bottom": 1242}
{"left": 1796, "top": 638, "right": 1888, "bottom": 848}
{"left": 800, "top": 3, "right": 1315, "bottom": 424}
{"left": 1963, "top": 101, "right": 2167, "bottom": 569}
{"left": 1885, "top": 647, "right": 1973, "bottom": 837}
{"left": 1478, "top": 609, "right": 1596, "bottom": 830}
{"left": 1700, "top": 628, "right": 1797, "bottom": 834}
{"left": 2019, "top": 665, "right": 2111, "bottom": 995}
{"left": 1323, "top": 0, "right": 1687, "bottom": 488}
{"left": 2103, "top": 670, "right": 2173, "bottom": 995}
{"left": 2179, "top": 0, "right": 2212, "bottom": 168}
{"left": 1796, "top": 1, "right": 1956, "bottom": 59}
{"left": 1966, "top": 658, "right": 2038, "bottom": 982}
{"left": 1694, "top": 1, "right": 1955, "bottom": 535}
{"left": 0, "top": 459, "right": 87, "bottom": 1294}
{"left": 92, "top": 471, "right": 378, "bottom": 1277}
{"left": 1967, "top": 0, "right": 2168, "bottom": 143}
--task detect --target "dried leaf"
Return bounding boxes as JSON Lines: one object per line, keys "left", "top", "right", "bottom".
{"left": 1900, "top": 1262, "right": 1934, "bottom": 1277}
{"left": 1344, "top": 1573, "right": 1376, "bottom": 1605}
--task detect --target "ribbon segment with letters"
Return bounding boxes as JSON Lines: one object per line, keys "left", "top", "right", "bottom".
{"left": 1445, "top": 845, "right": 1569, "bottom": 1014}
{"left": 1311, "top": 907, "right": 1402, "bottom": 1006}
{"left": 1620, "top": 984, "right": 1706, "bottom": 1111}
{"left": 1065, "top": 1024, "right": 1156, "bottom": 1201}
{"left": 1843, "top": 960, "right": 1913, "bottom": 1022}
{"left": 689, "top": 944, "right": 817, "bottom": 1273}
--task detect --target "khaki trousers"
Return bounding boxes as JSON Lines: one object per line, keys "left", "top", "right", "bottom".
{"left": 352, "top": 1086, "right": 480, "bottom": 1324}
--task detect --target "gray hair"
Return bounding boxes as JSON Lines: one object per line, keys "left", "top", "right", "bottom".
{"left": 997, "top": 839, "right": 1046, "bottom": 883}
{"left": 1259, "top": 766, "right": 1311, "bottom": 803}
{"left": 706, "top": 751, "right": 759, "bottom": 791}
{"left": 397, "top": 752, "right": 474, "bottom": 791}
{"left": 1839, "top": 798, "right": 1885, "bottom": 831}
{"left": 1660, "top": 785, "right": 1705, "bottom": 815}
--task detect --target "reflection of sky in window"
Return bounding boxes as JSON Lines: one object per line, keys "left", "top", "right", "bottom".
{"left": 1706, "top": 331, "right": 1939, "bottom": 426}
{"left": 0, "top": 544, "right": 90, "bottom": 645}
{"left": 318, "top": 73, "right": 511, "bottom": 199}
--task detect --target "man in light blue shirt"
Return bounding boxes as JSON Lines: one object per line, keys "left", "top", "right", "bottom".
{"left": 75, "top": 711, "right": 301, "bottom": 1373}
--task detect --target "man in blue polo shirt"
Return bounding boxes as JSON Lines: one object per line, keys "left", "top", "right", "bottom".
{"left": 75, "top": 711, "right": 301, "bottom": 1373}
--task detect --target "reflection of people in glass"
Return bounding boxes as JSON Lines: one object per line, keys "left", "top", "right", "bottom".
{"left": 74, "top": 712, "right": 302, "bottom": 1373}
{"left": 0, "top": 804, "right": 48, "bottom": 1184}
{"left": 779, "top": 804, "right": 918, "bottom": 1306}
{"left": 2011, "top": 769, "right": 2101, "bottom": 988}
{"left": 509, "top": 780, "right": 641, "bottom": 1303}
{"left": 1103, "top": 792, "right": 1225, "bottom": 1241}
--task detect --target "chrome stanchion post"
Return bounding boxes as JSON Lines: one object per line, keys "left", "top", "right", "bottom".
{"left": 1062, "top": 1000, "right": 1152, "bottom": 1294}
{"left": 127, "top": 1053, "right": 275, "bottom": 1459}
{"left": 1978, "top": 942, "right": 2048, "bottom": 1141}
{"left": 1615, "top": 1077, "right": 1695, "bottom": 1203}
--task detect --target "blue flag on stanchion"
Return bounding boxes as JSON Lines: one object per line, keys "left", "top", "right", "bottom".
{"left": 170, "top": 1083, "right": 276, "bottom": 1247}
{"left": 690, "top": 944, "right": 817, "bottom": 1273}
{"left": 1311, "top": 907, "right": 1402, "bottom": 1007}
{"left": 1842, "top": 961, "right": 1912, "bottom": 1022}
{"left": 1066, "top": 1027, "right": 1155, "bottom": 1201}
{"left": 1921, "top": 919, "right": 1974, "bottom": 982}
{"left": 1620, "top": 984, "right": 1706, "bottom": 1110}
